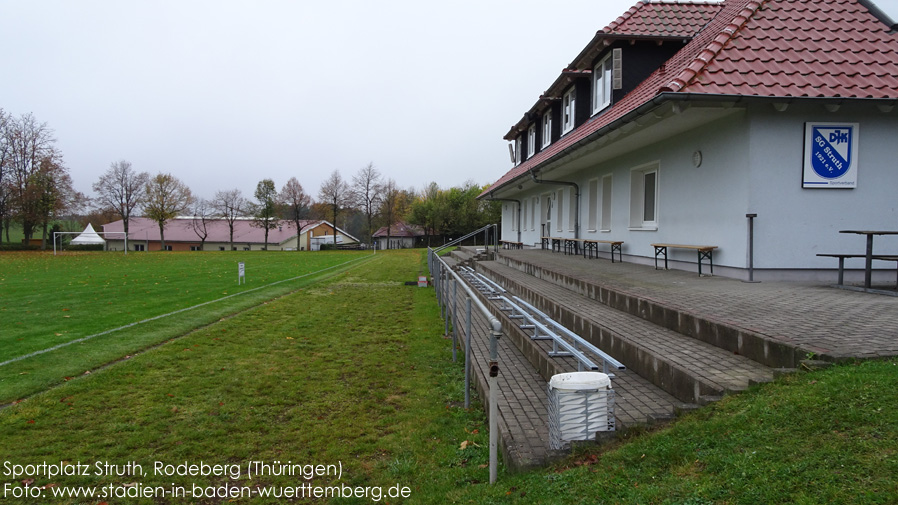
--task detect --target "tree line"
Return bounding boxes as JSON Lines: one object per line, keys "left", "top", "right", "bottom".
{"left": 0, "top": 109, "right": 500, "bottom": 250}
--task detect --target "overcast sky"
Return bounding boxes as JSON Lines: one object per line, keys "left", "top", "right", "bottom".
{"left": 2, "top": 0, "right": 897, "bottom": 204}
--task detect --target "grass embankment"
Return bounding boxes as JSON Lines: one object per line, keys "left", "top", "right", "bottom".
{"left": 1, "top": 249, "right": 896, "bottom": 504}
{"left": 460, "top": 359, "right": 898, "bottom": 504}
{"left": 0, "top": 251, "right": 373, "bottom": 403}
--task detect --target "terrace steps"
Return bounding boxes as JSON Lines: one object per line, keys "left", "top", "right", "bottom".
{"left": 474, "top": 260, "right": 776, "bottom": 406}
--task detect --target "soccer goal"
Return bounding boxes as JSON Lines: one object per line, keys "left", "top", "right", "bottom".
{"left": 53, "top": 231, "right": 128, "bottom": 255}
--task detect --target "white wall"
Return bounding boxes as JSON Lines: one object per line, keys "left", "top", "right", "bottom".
{"left": 497, "top": 102, "right": 898, "bottom": 277}
{"left": 747, "top": 102, "right": 898, "bottom": 270}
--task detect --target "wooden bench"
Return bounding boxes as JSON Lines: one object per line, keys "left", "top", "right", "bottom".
{"left": 652, "top": 243, "right": 718, "bottom": 276}
{"left": 563, "top": 238, "right": 583, "bottom": 256}
{"left": 817, "top": 253, "right": 898, "bottom": 288}
{"left": 501, "top": 240, "right": 523, "bottom": 250}
{"left": 587, "top": 239, "right": 624, "bottom": 263}
{"left": 541, "top": 236, "right": 563, "bottom": 252}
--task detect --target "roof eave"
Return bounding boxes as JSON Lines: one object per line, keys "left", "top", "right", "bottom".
{"left": 488, "top": 93, "right": 898, "bottom": 197}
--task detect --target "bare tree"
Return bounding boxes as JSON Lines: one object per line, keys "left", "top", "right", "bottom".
{"left": 279, "top": 177, "right": 310, "bottom": 251}
{"left": 5, "top": 113, "right": 57, "bottom": 242}
{"left": 251, "top": 179, "right": 279, "bottom": 250}
{"left": 92, "top": 160, "right": 149, "bottom": 239}
{"left": 29, "top": 156, "right": 83, "bottom": 249}
{"left": 351, "top": 162, "right": 382, "bottom": 246}
{"left": 212, "top": 188, "right": 246, "bottom": 251}
{"left": 0, "top": 109, "right": 11, "bottom": 245}
{"left": 318, "top": 170, "right": 349, "bottom": 249}
{"left": 378, "top": 178, "right": 399, "bottom": 249}
{"left": 188, "top": 198, "right": 213, "bottom": 250}
{"left": 142, "top": 173, "right": 193, "bottom": 251}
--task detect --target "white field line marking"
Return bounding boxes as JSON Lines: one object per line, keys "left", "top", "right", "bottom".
{"left": 0, "top": 254, "right": 375, "bottom": 368}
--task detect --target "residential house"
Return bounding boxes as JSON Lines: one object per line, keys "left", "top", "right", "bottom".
{"left": 372, "top": 221, "right": 425, "bottom": 250}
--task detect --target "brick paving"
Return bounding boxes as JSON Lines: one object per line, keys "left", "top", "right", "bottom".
{"left": 477, "top": 261, "right": 775, "bottom": 398}
{"left": 497, "top": 249, "right": 898, "bottom": 361}
{"left": 439, "top": 247, "right": 898, "bottom": 470}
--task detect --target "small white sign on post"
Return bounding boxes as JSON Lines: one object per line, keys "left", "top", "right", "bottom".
{"left": 418, "top": 275, "right": 428, "bottom": 287}
{"left": 238, "top": 262, "right": 246, "bottom": 285}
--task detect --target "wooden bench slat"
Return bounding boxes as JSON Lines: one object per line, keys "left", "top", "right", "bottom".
{"left": 652, "top": 243, "right": 718, "bottom": 276}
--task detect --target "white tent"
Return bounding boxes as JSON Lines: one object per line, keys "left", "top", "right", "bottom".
{"left": 70, "top": 223, "right": 106, "bottom": 245}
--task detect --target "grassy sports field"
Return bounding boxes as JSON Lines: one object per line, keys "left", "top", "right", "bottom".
{"left": 0, "top": 250, "right": 375, "bottom": 403}
{"left": 0, "top": 249, "right": 896, "bottom": 504}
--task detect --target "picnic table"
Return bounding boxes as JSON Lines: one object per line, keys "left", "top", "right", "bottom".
{"left": 840, "top": 230, "right": 898, "bottom": 289}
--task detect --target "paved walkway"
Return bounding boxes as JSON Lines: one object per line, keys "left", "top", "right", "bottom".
{"left": 439, "top": 247, "right": 898, "bottom": 470}
{"left": 499, "top": 249, "right": 898, "bottom": 361}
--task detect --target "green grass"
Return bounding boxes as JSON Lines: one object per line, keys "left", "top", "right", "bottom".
{"left": 440, "top": 359, "right": 898, "bottom": 504}
{"left": 1, "top": 249, "right": 897, "bottom": 504}
{"left": 0, "top": 249, "right": 492, "bottom": 504}
{"left": 0, "top": 250, "right": 375, "bottom": 403}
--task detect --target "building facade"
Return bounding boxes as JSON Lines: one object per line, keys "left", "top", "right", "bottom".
{"left": 102, "top": 217, "right": 359, "bottom": 252}
{"left": 483, "top": 0, "right": 898, "bottom": 281}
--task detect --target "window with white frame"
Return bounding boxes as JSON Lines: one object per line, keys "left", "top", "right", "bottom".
{"left": 562, "top": 87, "right": 576, "bottom": 134}
{"left": 514, "top": 136, "right": 522, "bottom": 165}
{"left": 601, "top": 174, "right": 612, "bottom": 231}
{"left": 556, "top": 189, "right": 565, "bottom": 232}
{"left": 541, "top": 112, "right": 552, "bottom": 148}
{"left": 531, "top": 197, "right": 538, "bottom": 230}
{"left": 522, "top": 199, "right": 529, "bottom": 233}
{"left": 593, "top": 53, "right": 613, "bottom": 114}
{"left": 587, "top": 178, "right": 598, "bottom": 232}
{"left": 568, "top": 187, "right": 576, "bottom": 232}
{"left": 527, "top": 124, "right": 536, "bottom": 158}
{"left": 629, "top": 162, "right": 659, "bottom": 229}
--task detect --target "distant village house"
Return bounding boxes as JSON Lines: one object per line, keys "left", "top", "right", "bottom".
{"left": 102, "top": 217, "right": 359, "bottom": 252}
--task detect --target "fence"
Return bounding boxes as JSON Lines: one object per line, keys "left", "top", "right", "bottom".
{"left": 427, "top": 226, "right": 501, "bottom": 484}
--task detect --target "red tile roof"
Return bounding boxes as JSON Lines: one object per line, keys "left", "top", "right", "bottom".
{"left": 372, "top": 221, "right": 425, "bottom": 238}
{"left": 486, "top": 0, "right": 898, "bottom": 196}
{"left": 675, "top": 0, "right": 898, "bottom": 97}
{"left": 604, "top": 1, "right": 723, "bottom": 37}
{"left": 103, "top": 217, "right": 327, "bottom": 245}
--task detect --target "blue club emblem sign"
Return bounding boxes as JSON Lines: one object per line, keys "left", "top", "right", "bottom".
{"left": 803, "top": 122, "right": 859, "bottom": 188}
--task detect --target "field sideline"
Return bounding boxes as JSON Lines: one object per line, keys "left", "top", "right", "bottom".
{"left": 0, "top": 250, "right": 376, "bottom": 404}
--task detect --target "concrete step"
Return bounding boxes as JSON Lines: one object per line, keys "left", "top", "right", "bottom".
{"left": 476, "top": 260, "right": 776, "bottom": 405}
{"left": 455, "top": 277, "right": 692, "bottom": 469}
{"left": 449, "top": 248, "right": 475, "bottom": 266}
{"left": 497, "top": 253, "right": 805, "bottom": 368}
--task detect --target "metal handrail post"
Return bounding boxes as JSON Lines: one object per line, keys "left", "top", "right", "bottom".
{"left": 488, "top": 320, "right": 501, "bottom": 485}
{"left": 443, "top": 270, "right": 449, "bottom": 334}
{"left": 452, "top": 279, "right": 458, "bottom": 362}
{"left": 464, "top": 297, "right": 472, "bottom": 409}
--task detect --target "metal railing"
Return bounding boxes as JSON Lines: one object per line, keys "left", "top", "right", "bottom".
{"left": 499, "top": 295, "right": 625, "bottom": 376}
{"left": 428, "top": 245, "right": 502, "bottom": 485}
{"left": 433, "top": 224, "right": 499, "bottom": 256}
{"left": 457, "top": 266, "right": 506, "bottom": 299}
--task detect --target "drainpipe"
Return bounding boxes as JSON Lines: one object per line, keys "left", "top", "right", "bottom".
{"left": 487, "top": 192, "right": 522, "bottom": 243}
{"left": 529, "top": 169, "right": 581, "bottom": 239}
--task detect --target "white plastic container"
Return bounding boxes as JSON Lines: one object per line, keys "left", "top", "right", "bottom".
{"left": 548, "top": 372, "right": 614, "bottom": 450}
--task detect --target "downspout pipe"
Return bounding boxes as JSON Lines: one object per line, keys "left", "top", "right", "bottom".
{"left": 529, "top": 169, "right": 580, "bottom": 239}
{"left": 487, "top": 192, "right": 522, "bottom": 243}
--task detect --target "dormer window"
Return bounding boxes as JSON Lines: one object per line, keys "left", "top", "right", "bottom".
{"left": 541, "top": 111, "right": 552, "bottom": 148}
{"left": 562, "top": 87, "right": 576, "bottom": 134}
{"left": 527, "top": 124, "right": 536, "bottom": 158}
{"left": 593, "top": 53, "right": 613, "bottom": 113}
{"left": 514, "top": 136, "right": 522, "bottom": 165}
